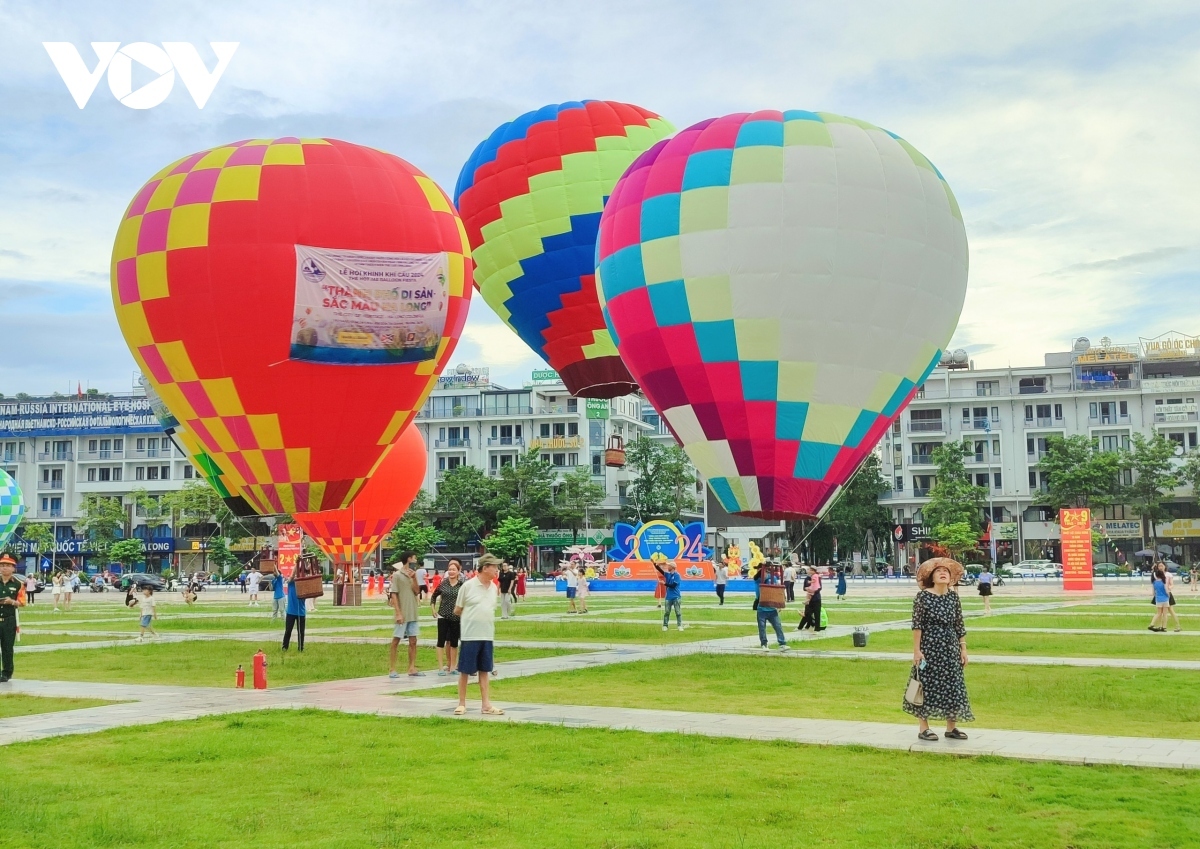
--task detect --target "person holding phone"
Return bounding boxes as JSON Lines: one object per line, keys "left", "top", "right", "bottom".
{"left": 904, "top": 557, "right": 973, "bottom": 742}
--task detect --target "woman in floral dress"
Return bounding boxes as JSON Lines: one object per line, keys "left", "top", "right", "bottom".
{"left": 903, "top": 557, "right": 974, "bottom": 741}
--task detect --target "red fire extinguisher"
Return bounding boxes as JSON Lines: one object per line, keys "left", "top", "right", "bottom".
{"left": 253, "top": 650, "right": 267, "bottom": 690}
{"left": 235, "top": 664, "right": 245, "bottom": 688}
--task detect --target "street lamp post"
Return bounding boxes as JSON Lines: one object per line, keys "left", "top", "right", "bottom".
{"left": 984, "top": 418, "right": 996, "bottom": 566}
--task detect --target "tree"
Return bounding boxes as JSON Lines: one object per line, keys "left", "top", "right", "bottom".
{"left": 385, "top": 517, "right": 440, "bottom": 558}
{"left": 622, "top": 436, "right": 699, "bottom": 522}
{"left": 1037, "top": 435, "right": 1124, "bottom": 509}
{"left": 109, "top": 538, "right": 146, "bottom": 570}
{"left": 825, "top": 453, "right": 893, "bottom": 569}
{"left": 932, "top": 520, "right": 978, "bottom": 560}
{"left": 923, "top": 442, "right": 987, "bottom": 534}
{"left": 401, "top": 489, "right": 436, "bottom": 525}
{"left": 495, "top": 450, "right": 556, "bottom": 524}
{"left": 206, "top": 536, "right": 241, "bottom": 577}
{"left": 554, "top": 466, "right": 607, "bottom": 542}
{"left": 76, "top": 495, "right": 129, "bottom": 558}
{"left": 1124, "top": 432, "right": 1181, "bottom": 548}
{"left": 6, "top": 519, "right": 54, "bottom": 561}
{"left": 163, "top": 480, "right": 237, "bottom": 537}
{"left": 432, "top": 465, "right": 501, "bottom": 550}
{"left": 483, "top": 515, "right": 537, "bottom": 565}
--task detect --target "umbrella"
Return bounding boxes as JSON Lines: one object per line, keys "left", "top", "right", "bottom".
{"left": 1134, "top": 549, "right": 1156, "bottom": 557}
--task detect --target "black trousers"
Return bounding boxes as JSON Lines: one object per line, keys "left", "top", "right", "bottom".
{"left": 283, "top": 614, "right": 305, "bottom": 651}
{"left": 0, "top": 616, "right": 15, "bottom": 678}
{"left": 715, "top": 584, "right": 725, "bottom": 605}
{"left": 784, "top": 581, "right": 795, "bottom": 602}
{"left": 799, "top": 591, "right": 823, "bottom": 630}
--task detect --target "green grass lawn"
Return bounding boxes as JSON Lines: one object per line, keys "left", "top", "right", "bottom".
{"left": 495, "top": 619, "right": 751, "bottom": 642}
{"left": 16, "top": 632, "right": 134, "bottom": 645}
{"left": 973, "top": 613, "right": 1196, "bottom": 630}
{"left": 830, "top": 627, "right": 1200, "bottom": 661}
{"left": 434, "top": 653, "right": 1200, "bottom": 740}
{"left": 0, "top": 693, "right": 115, "bottom": 718}
{"left": 16, "top": 641, "right": 571, "bottom": 688}
{"left": 600, "top": 605, "right": 910, "bottom": 626}
{"left": 3, "top": 710, "right": 1198, "bottom": 849}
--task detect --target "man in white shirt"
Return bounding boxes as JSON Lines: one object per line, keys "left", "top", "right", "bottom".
{"left": 246, "top": 568, "right": 262, "bottom": 607}
{"left": 562, "top": 563, "right": 578, "bottom": 613}
{"left": 783, "top": 563, "right": 797, "bottom": 602}
{"left": 454, "top": 554, "right": 502, "bottom": 716}
{"left": 414, "top": 563, "right": 429, "bottom": 601}
{"left": 713, "top": 561, "right": 728, "bottom": 606}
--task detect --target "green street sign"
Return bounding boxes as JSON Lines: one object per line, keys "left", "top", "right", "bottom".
{"left": 585, "top": 398, "right": 610, "bottom": 419}
{"left": 531, "top": 369, "right": 560, "bottom": 383}
{"left": 534, "top": 529, "right": 610, "bottom": 547}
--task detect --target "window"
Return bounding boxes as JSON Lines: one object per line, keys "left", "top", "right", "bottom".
{"left": 975, "top": 473, "right": 989, "bottom": 488}
{"left": 1102, "top": 505, "right": 1127, "bottom": 520}
{"left": 1054, "top": 404, "right": 1063, "bottom": 420}
{"left": 490, "top": 454, "right": 498, "bottom": 470}
{"left": 894, "top": 476, "right": 903, "bottom": 491}
{"left": 99, "top": 468, "right": 112, "bottom": 482}
{"left": 913, "top": 474, "right": 933, "bottom": 496}
{"left": 552, "top": 453, "right": 566, "bottom": 466}
{"left": 498, "top": 425, "right": 512, "bottom": 443}
{"left": 515, "top": 425, "right": 522, "bottom": 438}
{"left": 976, "top": 380, "right": 999, "bottom": 396}
{"left": 992, "top": 439, "right": 1000, "bottom": 456}
{"left": 160, "top": 466, "right": 170, "bottom": 479}
{"left": 991, "top": 406, "right": 1000, "bottom": 423}
{"left": 447, "top": 457, "right": 463, "bottom": 471}
{"left": 590, "top": 420, "right": 605, "bottom": 447}
{"left": 113, "top": 439, "right": 123, "bottom": 452}
{"left": 148, "top": 437, "right": 158, "bottom": 451}
{"left": 993, "top": 472, "right": 1002, "bottom": 489}
{"left": 438, "top": 456, "right": 446, "bottom": 471}
{"left": 88, "top": 439, "right": 98, "bottom": 451}
{"left": 490, "top": 426, "right": 497, "bottom": 438}
{"left": 568, "top": 452, "right": 578, "bottom": 466}
{"left": 87, "top": 467, "right": 96, "bottom": 481}
{"left": 439, "top": 427, "right": 446, "bottom": 441}
{"left": 146, "top": 466, "right": 160, "bottom": 480}
{"left": 1036, "top": 404, "right": 1051, "bottom": 419}
{"left": 962, "top": 407, "right": 970, "bottom": 422}
{"left": 135, "top": 466, "right": 145, "bottom": 481}
{"left": 567, "top": 399, "right": 578, "bottom": 412}
{"left": 892, "top": 419, "right": 901, "bottom": 435}
{"left": 541, "top": 454, "right": 551, "bottom": 464}
{"left": 498, "top": 455, "right": 513, "bottom": 467}
{"left": 1024, "top": 405, "right": 1034, "bottom": 422}
{"left": 112, "top": 467, "right": 122, "bottom": 481}
{"left": 553, "top": 422, "right": 566, "bottom": 437}
{"left": 1192, "top": 433, "right": 1198, "bottom": 449}
{"left": 592, "top": 453, "right": 602, "bottom": 475}
{"left": 895, "top": 508, "right": 905, "bottom": 520}
{"left": 136, "top": 438, "right": 145, "bottom": 451}
{"left": 1028, "top": 470, "right": 1037, "bottom": 487}
{"left": 482, "top": 392, "right": 530, "bottom": 416}
{"left": 568, "top": 422, "right": 578, "bottom": 437}
{"left": 539, "top": 423, "right": 550, "bottom": 438}
{"left": 183, "top": 465, "right": 194, "bottom": 479}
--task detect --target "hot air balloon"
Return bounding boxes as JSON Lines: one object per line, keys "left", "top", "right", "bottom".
{"left": 0, "top": 469, "right": 25, "bottom": 548}
{"left": 293, "top": 424, "right": 426, "bottom": 564}
{"left": 597, "top": 111, "right": 968, "bottom": 519}
{"left": 111, "top": 138, "right": 472, "bottom": 515}
{"left": 455, "top": 101, "right": 674, "bottom": 398}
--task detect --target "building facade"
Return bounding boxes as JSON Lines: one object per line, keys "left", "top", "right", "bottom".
{"left": 0, "top": 392, "right": 198, "bottom": 570}
{"left": 882, "top": 333, "right": 1200, "bottom": 567}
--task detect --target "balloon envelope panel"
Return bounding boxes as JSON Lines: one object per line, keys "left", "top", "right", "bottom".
{"left": 293, "top": 425, "right": 426, "bottom": 563}
{"left": 455, "top": 101, "right": 673, "bottom": 397}
{"left": 111, "top": 138, "right": 471, "bottom": 515}
{"left": 0, "top": 469, "right": 24, "bottom": 547}
{"left": 597, "top": 111, "right": 968, "bottom": 519}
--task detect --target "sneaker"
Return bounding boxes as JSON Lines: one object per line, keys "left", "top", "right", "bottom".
{"left": 437, "top": 669, "right": 448, "bottom": 677}
{"left": 388, "top": 671, "right": 400, "bottom": 679}
{"left": 662, "top": 626, "right": 668, "bottom": 631}
{"left": 779, "top": 645, "right": 790, "bottom": 653}
{"left": 761, "top": 644, "right": 770, "bottom": 651}
{"left": 679, "top": 624, "right": 686, "bottom": 630}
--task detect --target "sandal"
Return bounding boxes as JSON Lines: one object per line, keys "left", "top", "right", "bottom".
{"left": 945, "top": 728, "right": 968, "bottom": 740}
{"left": 917, "top": 729, "right": 938, "bottom": 741}
{"left": 453, "top": 705, "right": 466, "bottom": 716}
{"left": 481, "top": 706, "right": 505, "bottom": 716}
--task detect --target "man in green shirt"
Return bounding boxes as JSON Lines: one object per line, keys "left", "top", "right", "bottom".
{"left": 0, "top": 554, "right": 27, "bottom": 683}
{"left": 388, "top": 552, "right": 422, "bottom": 679}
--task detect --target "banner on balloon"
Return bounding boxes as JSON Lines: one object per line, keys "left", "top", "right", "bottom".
{"left": 277, "top": 523, "right": 302, "bottom": 579}
{"left": 290, "top": 245, "right": 449, "bottom": 364}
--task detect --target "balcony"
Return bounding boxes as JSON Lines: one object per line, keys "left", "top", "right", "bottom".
{"left": 1089, "top": 414, "right": 1131, "bottom": 426}
{"left": 37, "top": 451, "right": 72, "bottom": 462}
{"left": 537, "top": 405, "right": 578, "bottom": 415}
{"left": 1024, "top": 417, "right": 1056, "bottom": 428}
{"left": 0, "top": 453, "right": 23, "bottom": 463}
{"left": 913, "top": 487, "right": 931, "bottom": 498}
{"left": 961, "top": 417, "right": 993, "bottom": 431}
{"left": 907, "top": 420, "right": 945, "bottom": 434}
{"left": 486, "top": 437, "right": 524, "bottom": 447}
{"left": 434, "top": 438, "right": 471, "bottom": 448}
{"left": 1078, "top": 378, "right": 1139, "bottom": 391}
{"left": 1027, "top": 450, "right": 1050, "bottom": 462}
{"left": 965, "top": 453, "right": 996, "bottom": 465}
{"left": 418, "top": 407, "right": 483, "bottom": 419}
{"left": 1017, "top": 385, "right": 1049, "bottom": 395}
{"left": 39, "top": 508, "right": 64, "bottom": 518}
{"left": 909, "top": 454, "right": 937, "bottom": 467}
{"left": 80, "top": 450, "right": 125, "bottom": 460}
{"left": 37, "top": 480, "right": 64, "bottom": 491}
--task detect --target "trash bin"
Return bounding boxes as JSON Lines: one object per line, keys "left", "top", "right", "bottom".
{"left": 852, "top": 630, "right": 868, "bottom": 648}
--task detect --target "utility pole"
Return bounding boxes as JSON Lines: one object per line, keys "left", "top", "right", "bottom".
{"left": 985, "top": 417, "right": 996, "bottom": 565}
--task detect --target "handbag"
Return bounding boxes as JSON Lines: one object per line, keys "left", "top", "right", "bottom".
{"left": 905, "top": 674, "right": 924, "bottom": 706}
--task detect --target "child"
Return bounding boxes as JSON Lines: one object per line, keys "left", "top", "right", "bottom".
{"left": 575, "top": 566, "right": 589, "bottom": 613}
{"left": 137, "top": 586, "right": 158, "bottom": 640}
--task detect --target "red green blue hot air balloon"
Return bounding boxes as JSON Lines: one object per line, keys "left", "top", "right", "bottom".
{"left": 455, "top": 101, "right": 674, "bottom": 398}
{"left": 597, "top": 111, "right": 969, "bottom": 520}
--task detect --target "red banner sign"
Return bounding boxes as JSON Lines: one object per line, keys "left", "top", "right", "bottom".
{"left": 277, "top": 524, "right": 302, "bottom": 580}
{"left": 1059, "top": 508, "right": 1093, "bottom": 591}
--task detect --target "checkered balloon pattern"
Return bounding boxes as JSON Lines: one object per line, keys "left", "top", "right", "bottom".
{"left": 455, "top": 101, "right": 674, "bottom": 398}
{"left": 0, "top": 468, "right": 25, "bottom": 547}
{"left": 597, "top": 111, "right": 968, "bottom": 520}
{"left": 111, "top": 138, "right": 472, "bottom": 515}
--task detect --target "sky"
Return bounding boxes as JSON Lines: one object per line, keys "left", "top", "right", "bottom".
{"left": 1, "top": 0, "right": 1199, "bottom": 394}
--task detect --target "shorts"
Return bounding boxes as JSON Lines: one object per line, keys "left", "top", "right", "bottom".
{"left": 436, "top": 618, "right": 461, "bottom": 648}
{"left": 457, "top": 640, "right": 494, "bottom": 675}
{"left": 393, "top": 621, "right": 420, "bottom": 639}
{"left": 978, "top": 584, "right": 992, "bottom": 597}
{"left": 566, "top": 587, "right": 577, "bottom": 599}
{"left": 139, "top": 614, "right": 152, "bottom": 627}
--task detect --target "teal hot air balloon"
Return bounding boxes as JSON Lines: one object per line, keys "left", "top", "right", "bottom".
{"left": 0, "top": 468, "right": 25, "bottom": 548}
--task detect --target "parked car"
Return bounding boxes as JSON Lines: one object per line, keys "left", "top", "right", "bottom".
{"left": 1012, "top": 559, "right": 1063, "bottom": 577}
{"left": 119, "top": 572, "right": 168, "bottom": 592}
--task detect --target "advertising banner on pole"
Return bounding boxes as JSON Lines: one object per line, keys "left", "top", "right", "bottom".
{"left": 1059, "top": 508, "right": 1093, "bottom": 591}
{"left": 277, "top": 524, "right": 302, "bottom": 579}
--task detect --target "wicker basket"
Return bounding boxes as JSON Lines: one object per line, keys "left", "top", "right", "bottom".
{"left": 758, "top": 564, "right": 786, "bottom": 609}
{"left": 293, "top": 556, "right": 325, "bottom": 600}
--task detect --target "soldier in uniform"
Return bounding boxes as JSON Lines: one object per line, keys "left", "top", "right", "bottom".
{"left": 0, "top": 553, "right": 27, "bottom": 682}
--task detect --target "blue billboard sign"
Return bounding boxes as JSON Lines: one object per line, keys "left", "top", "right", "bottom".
{"left": 9, "top": 537, "right": 175, "bottom": 555}
{"left": 0, "top": 397, "right": 162, "bottom": 438}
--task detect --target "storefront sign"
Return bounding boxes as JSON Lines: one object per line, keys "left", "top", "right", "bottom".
{"left": 992, "top": 522, "right": 1019, "bottom": 540}
{"left": 531, "top": 369, "right": 561, "bottom": 384}
{"left": 891, "top": 523, "right": 933, "bottom": 543}
{"left": 585, "top": 398, "right": 610, "bottom": 419}
{"left": 11, "top": 537, "right": 174, "bottom": 555}
{"left": 1141, "top": 332, "right": 1200, "bottom": 360}
{"left": 535, "top": 529, "right": 609, "bottom": 547}
{"left": 1059, "top": 508, "right": 1093, "bottom": 591}
{"left": 0, "top": 396, "right": 161, "bottom": 437}
{"left": 529, "top": 436, "right": 582, "bottom": 450}
{"left": 436, "top": 367, "right": 489, "bottom": 389}
{"left": 1092, "top": 519, "right": 1142, "bottom": 539}
{"left": 1144, "top": 377, "right": 1200, "bottom": 393}
{"left": 1156, "top": 518, "right": 1200, "bottom": 539}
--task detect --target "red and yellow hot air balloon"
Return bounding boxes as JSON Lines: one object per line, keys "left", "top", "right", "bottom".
{"left": 111, "top": 138, "right": 471, "bottom": 515}
{"left": 293, "top": 425, "right": 426, "bottom": 564}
